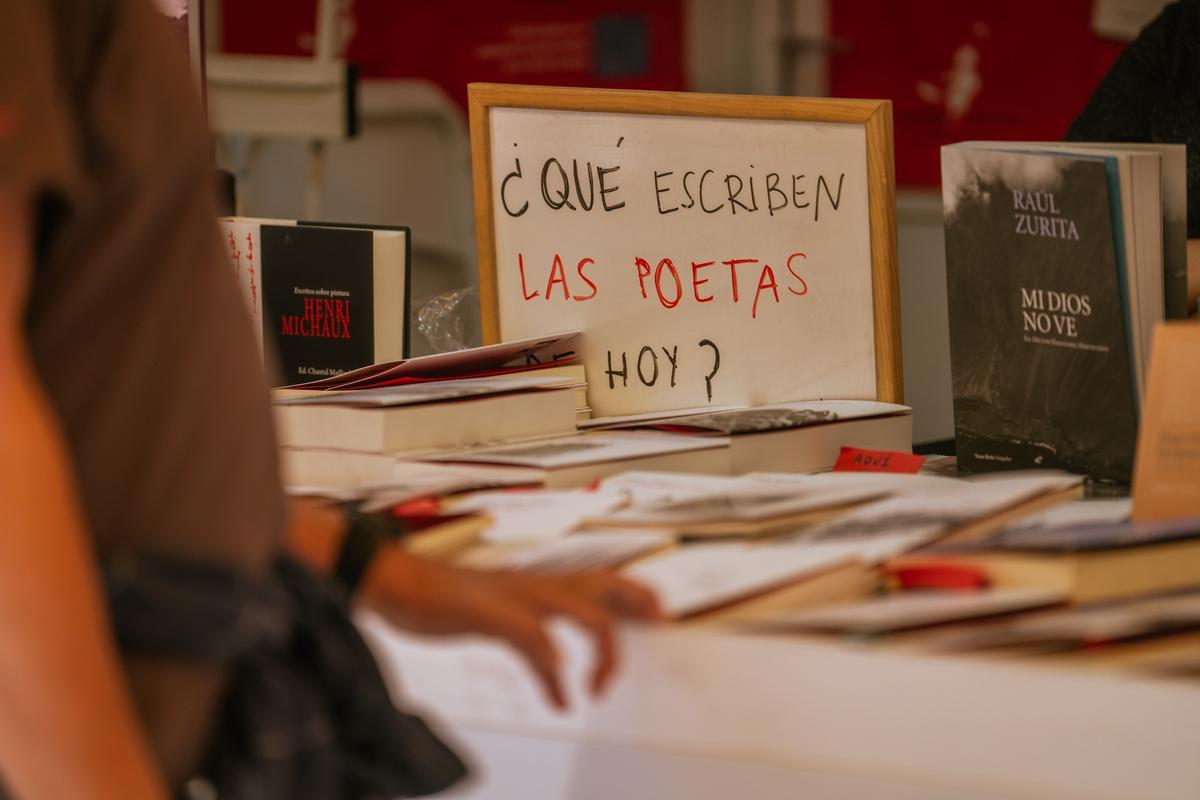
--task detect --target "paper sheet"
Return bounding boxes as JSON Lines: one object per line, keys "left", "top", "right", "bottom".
{"left": 624, "top": 541, "right": 861, "bottom": 618}
{"left": 453, "top": 490, "right": 626, "bottom": 544}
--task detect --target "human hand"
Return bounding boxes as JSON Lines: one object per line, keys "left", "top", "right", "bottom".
{"left": 360, "top": 549, "right": 662, "bottom": 710}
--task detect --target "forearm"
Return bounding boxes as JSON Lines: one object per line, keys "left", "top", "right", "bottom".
{"left": 0, "top": 342, "right": 166, "bottom": 799}
{"left": 283, "top": 499, "right": 658, "bottom": 709}
{"left": 284, "top": 498, "right": 430, "bottom": 624}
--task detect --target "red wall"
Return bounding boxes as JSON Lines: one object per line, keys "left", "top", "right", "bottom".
{"left": 222, "top": 1, "right": 1128, "bottom": 188}
{"left": 221, "top": 1, "right": 687, "bottom": 109}
{"left": 830, "top": 0, "right": 1126, "bottom": 186}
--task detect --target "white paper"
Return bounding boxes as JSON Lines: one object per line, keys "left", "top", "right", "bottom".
{"left": 602, "top": 486, "right": 881, "bottom": 527}
{"left": 284, "top": 460, "right": 543, "bottom": 504}
{"left": 803, "top": 473, "right": 1082, "bottom": 536}
{"left": 766, "top": 399, "right": 910, "bottom": 417}
{"left": 453, "top": 490, "right": 625, "bottom": 544}
{"left": 599, "top": 471, "right": 787, "bottom": 506}
{"left": 623, "top": 541, "right": 860, "bottom": 618}
{"left": 928, "top": 590, "right": 1200, "bottom": 651}
{"left": 423, "top": 433, "right": 726, "bottom": 469}
{"left": 598, "top": 470, "right": 889, "bottom": 527}
{"left": 578, "top": 405, "right": 745, "bottom": 430}
{"left": 1001, "top": 498, "right": 1131, "bottom": 533}
{"left": 825, "top": 529, "right": 949, "bottom": 565}
{"left": 774, "top": 472, "right": 1082, "bottom": 563}
{"left": 743, "top": 471, "right": 961, "bottom": 496}
{"left": 275, "top": 374, "right": 571, "bottom": 407}
{"left": 340, "top": 331, "right": 583, "bottom": 389}
{"left": 481, "top": 529, "right": 674, "bottom": 574}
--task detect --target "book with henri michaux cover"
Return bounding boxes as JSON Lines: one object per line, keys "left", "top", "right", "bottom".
{"left": 219, "top": 218, "right": 410, "bottom": 386}
{"left": 942, "top": 146, "right": 1138, "bottom": 483}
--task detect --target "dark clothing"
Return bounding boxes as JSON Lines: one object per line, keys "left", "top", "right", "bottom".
{"left": 1067, "top": 0, "right": 1200, "bottom": 237}
{"left": 106, "top": 552, "right": 468, "bottom": 800}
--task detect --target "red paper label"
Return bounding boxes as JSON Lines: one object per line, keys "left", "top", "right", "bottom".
{"left": 834, "top": 447, "right": 925, "bottom": 474}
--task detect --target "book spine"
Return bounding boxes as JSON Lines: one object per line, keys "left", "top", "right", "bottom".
{"left": 217, "top": 219, "right": 265, "bottom": 355}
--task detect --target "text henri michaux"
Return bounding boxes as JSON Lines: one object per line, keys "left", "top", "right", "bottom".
{"left": 499, "top": 136, "right": 848, "bottom": 400}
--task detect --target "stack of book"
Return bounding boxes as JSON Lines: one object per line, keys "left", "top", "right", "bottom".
{"left": 418, "top": 433, "right": 732, "bottom": 490}
{"left": 440, "top": 470, "right": 1200, "bottom": 681}
{"left": 277, "top": 375, "right": 579, "bottom": 485}
{"left": 434, "top": 469, "right": 1085, "bottom": 626}
{"left": 586, "top": 399, "right": 913, "bottom": 474}
{"left": 276, "top": 332, "right": 590, "bottom": 486}
{"left": 748, "top": 497, "right": 1200, "bottom": 680}
{"left": 610, "top": 471, "right": 1083, "bottom": 625}
{"left": 414, "top": 398, "right": 914, "bottom": 489}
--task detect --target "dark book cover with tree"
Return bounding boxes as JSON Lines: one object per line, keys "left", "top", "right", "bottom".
{"left": 942, "top": 147, "right": 1137, "bottom": 483}
{"left": 261, "top": 225, "right": 375, "bottom": 385}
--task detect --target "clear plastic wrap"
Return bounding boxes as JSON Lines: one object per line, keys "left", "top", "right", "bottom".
{"left": 415, "top": 286, "right": 482, "bottom": 353}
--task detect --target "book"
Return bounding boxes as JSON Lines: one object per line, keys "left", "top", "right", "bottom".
{"left": 895, "top": 516, "right": 1200, "bottom": 604}
{"left": 1101, "top": 633, "right": 1200, "bottom": 677}
{"left": 457, "top": 530, "right": 675, "bottom": 575}
{"left": 1000, "top": 497, "right": 1131, "bottom": 533}
{"left": 789, "top": 472, "right": 1084, "bottom": 564}
{"left": 273, "top": 375, "right": 578, "bottom": 454}
{"left": 420, "top": 433, "right": 732, "bottom": 490}
{"left": 942, "top": 144, "right": 1162, "bottom": 483}
{"left": 291, "top": 330, "right": 583, "bottom": 390}
{"left": 396, "top": 511, "right": 492, "bottom": 561}
{"left": 921, "top": 590, "right": 1200, "bottom": 654}
{"left": 1132, "top": 324, "right": 1200, "bottom": 521}
{"left": 281, "top": 330, "right": 591, "bottom": 423}
{"left": 621, "top": 540, "right": 872, "bottom": 621}
{"left": 609, "top": 400, "right": 912, "bottom": 474}
{"left": 218, "top": 217, "right": 410, "bottom": 385}
{"left": 593, "top": 473, "right": 887, "bottom": 539}
{"left": 636, "top": 476, "right": 1075, "bottom": 624}
{"left": 280, "top": 456, "right": 545, "bottom": 494}
{"left": 758, "top": 587, "right": 1069, "bottom": 636}
{"left": 448, "top": 489, "right": 627, "bottom": 544}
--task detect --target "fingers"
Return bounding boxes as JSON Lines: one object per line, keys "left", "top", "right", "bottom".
{"left": 570, "top": 573, "right": 666, "bottom": 622}
{"left": 516, "top": 578, "right": 619, "bottom": 697}
{"left": 484, "top": 603, "right": 567, "bottom": 711}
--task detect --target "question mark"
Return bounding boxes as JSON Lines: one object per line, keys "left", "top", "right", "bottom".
{"left": 698, "top": 339, "right": 720, "bottom": 402}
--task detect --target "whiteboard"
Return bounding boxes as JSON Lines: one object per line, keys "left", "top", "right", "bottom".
{"left": 471, "top": 86, "right": 900, "bottom": 418}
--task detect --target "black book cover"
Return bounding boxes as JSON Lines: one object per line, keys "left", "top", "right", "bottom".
{"left": 942, "top": 147, "right": 1137, "bottom": 483}
{"left": 261, "top": 225, "right": 375, "bottom": 385}
{"left": 299, "top": 220, "right": 412, "bottom": 361}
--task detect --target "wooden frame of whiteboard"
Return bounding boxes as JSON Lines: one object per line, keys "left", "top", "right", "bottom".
{"left": 468, "top": 83, "right": 903, "bottom": 403}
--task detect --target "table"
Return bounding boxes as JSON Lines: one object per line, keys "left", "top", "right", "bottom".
{"left": 361, "top": 616, "right": 1200, "bottom": 799}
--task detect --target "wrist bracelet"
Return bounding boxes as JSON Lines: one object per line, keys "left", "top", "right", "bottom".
{"left": 334, "top": 505, "right": 406, "bottom": 594}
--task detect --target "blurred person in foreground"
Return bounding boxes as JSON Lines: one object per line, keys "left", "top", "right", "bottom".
{"left": 1067, "top": 0, "right": 1200, "bottom": 311}
{"left": 0, "top": 1, "right": 659, "bottom": 798}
